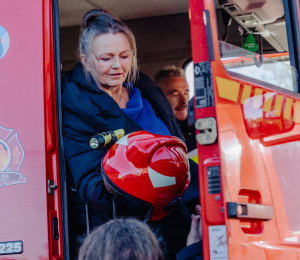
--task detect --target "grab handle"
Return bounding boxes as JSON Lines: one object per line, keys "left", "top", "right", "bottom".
{"left": 227, "top": 202, "right": 274, "bottom": 220}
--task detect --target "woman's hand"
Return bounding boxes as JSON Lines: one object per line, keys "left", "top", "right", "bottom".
{"left": 103, "top": 176, "right": 115, "bottom": 194}
{"left": 186, "top": 205, "right": 202, "bottom": 246}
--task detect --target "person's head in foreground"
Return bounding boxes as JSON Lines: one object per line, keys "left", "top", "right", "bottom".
{"left": 154, "top": 66, "right": 189, "bottom": 121}
{"left": 78, "top": 218, "right": 164, "bottom": 260}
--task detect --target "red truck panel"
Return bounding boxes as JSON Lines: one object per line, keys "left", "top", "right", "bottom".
{"left": 0, "top": 0, "right": 62, "bottom": 259}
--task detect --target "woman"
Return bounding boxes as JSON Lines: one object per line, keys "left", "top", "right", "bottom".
{"left": 62, "top": 9, "right": 199, "bottom": 259}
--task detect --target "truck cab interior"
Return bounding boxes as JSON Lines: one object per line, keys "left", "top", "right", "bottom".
{"left": 56, "top": 0, "right": 299, "bottom": 259}
{"left": 59, "top": 0, "right": 191, "bottom": 79}
{"left": 59, "top": 0, "right": 298, "bottom": 96}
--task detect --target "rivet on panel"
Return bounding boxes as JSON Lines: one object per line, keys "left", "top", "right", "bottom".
{"left": 196, "top": 121, "right": 202, "bottom": 129}
{"left": 205, "top": 135, "right": 210, "bottom": 142}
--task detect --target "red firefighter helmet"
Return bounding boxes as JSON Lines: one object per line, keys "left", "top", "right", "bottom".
{"left": 101, "top": 130, "right": 190, "bottom": 222}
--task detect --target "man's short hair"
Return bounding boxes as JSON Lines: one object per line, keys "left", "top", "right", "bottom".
{"left": 154, "top": 65, "right": 185, "bottom": 87}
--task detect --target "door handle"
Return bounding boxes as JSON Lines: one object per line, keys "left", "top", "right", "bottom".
{"left": 227, "top": 202, "right": 274, "bottom": 220}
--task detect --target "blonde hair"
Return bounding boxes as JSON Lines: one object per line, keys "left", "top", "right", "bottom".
{"left": 79, "top": 9, "right": 138, "bottom": 87}
{"left": 78, "top": 218, "right": 164, "bottom": 260}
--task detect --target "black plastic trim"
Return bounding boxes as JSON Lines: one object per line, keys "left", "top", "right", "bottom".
{"left": 53, "top": 1, "right": 70, "bottom": 259}
{"left": 182, "top": 57, "right": 192, "bottom": 70}
{"left": 52, "top": 217, "right": 59, "bottom": 240}
{"left": 204, "top": 10, "right": 215, "bottom": 61}
{"left": 227, "top": 202, "right": 237, "bottom": 218}
{"left": 283, "top": 0, "right": 300, "bottom": 92}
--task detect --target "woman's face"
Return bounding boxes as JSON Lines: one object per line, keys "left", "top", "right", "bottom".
{"left": 83, "top": 32, "right": 133, "bottom": 89}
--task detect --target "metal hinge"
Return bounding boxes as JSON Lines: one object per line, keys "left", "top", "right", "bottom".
{"left": 195, "top": 117, "right": 217, "bottom": 145}
{"left": 48, "top": 180, "right": 57, "bottom": 195}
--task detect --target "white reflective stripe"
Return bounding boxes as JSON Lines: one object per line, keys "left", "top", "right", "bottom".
{"left": 187, "top": 148, "right": 198, "bottom": 159}
{"left": 148, "top": 167, "right": 176, "bottom": 188}
{"left": 116, "top": 133, "right": 130, "bottom": 145}
{"left": 285, "top": 237, "right": 298, "bottom": 242}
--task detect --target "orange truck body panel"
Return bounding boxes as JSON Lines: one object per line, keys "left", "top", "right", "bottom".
{"left": 189, "top": 0, "right": 300, "bottom": 259}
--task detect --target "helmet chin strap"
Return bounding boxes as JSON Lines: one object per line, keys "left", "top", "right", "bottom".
{"left": 112, "top": 191, "right": 152, "bottom": 223}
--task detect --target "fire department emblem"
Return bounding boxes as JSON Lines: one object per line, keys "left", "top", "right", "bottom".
{"left": 0, "top": 125, "right": 26, "bottom": 188}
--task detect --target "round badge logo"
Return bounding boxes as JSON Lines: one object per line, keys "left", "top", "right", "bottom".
{"left": 0, "top": 25, "right": 10, "bottom": 60}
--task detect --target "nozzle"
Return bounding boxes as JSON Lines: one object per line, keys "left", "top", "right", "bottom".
{"left": 89, "top": 129, "right": 125, "bottom": 149}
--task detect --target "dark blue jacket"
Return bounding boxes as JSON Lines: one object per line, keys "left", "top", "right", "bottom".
{"left": 62, "top": 63, "right": 199, "bottom": 259}
{"left": 176, "top": 242, "right": 203, "bottom": 260}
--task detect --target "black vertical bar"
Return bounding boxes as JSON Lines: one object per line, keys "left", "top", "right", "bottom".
{"left": 85, "top": 204, "right": 90, "bottom": 235}
{"left": 283, "top": 0, "right": 300, "bottom": 92}
{"left": 53, "top": 1, "right": 70, "bottom": 259}
{"left": 204, "top": 10, "right": 215, "bottom": 61}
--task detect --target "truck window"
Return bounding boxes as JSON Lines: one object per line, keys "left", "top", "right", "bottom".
{"left": 219, "top": 42, "right": 298, "bottom": 92}
{"left": 185, "top": 1, "right": 299, "bottom": 94}
{"left": 185, "top": 61, "right": 195, "bottom": 100}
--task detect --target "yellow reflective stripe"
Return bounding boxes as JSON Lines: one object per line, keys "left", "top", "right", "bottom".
{"left": 284, "top": 98, "right": 293, "bottom": 120}
{"left": 191, "top": 155, "right": 198, "bottom": 164}
{"left": 241, "top": 85, "right": 252, "bottom": 105}
{"left": 215, "top": 77, "right": 300, "bottom": 124}
{"left": 187, "top": 149, "right": 198, "bottom": 164}
{"left": 263, "top": 92, "right": 273, "bottom": 112}
{"left": 274, "top": 94, "right": 283, "bottom": 117}
{"left": 216, "top": 77, "right": 240, "bottom": 102}
{"left": 293, "top": 101, "right": 300, "bottom": 123}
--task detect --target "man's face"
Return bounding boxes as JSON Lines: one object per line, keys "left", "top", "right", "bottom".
{"left": 161, "top": 77, "right": 189, "bottom": 121}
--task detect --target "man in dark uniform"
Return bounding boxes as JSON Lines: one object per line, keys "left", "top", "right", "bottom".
{"left": 154, "top": 66, "right": 197, "bottom": 160}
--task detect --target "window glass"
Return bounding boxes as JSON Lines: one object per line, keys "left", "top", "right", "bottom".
{"left": 185, "top": 61, "right": 194, "bottom": 100}
{"left": 184, "top": 41, "right": 298, "bottom": 93}
{"left": 219, "top": 41, "right": 298, "bottom": 92}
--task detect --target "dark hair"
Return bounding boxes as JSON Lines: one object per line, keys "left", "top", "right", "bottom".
{"left": 79, "top": 9, "right": 138, "bottom": 85}
{"left": 78, "top": 218, "right": 164, "bottom": 260}
{"left": 154, "top": 65, "right": 186, "bottom": 87}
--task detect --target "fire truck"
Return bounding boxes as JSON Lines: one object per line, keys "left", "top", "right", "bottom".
{"left": 1, "top": 0, "right": 300, "bottom": 259}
